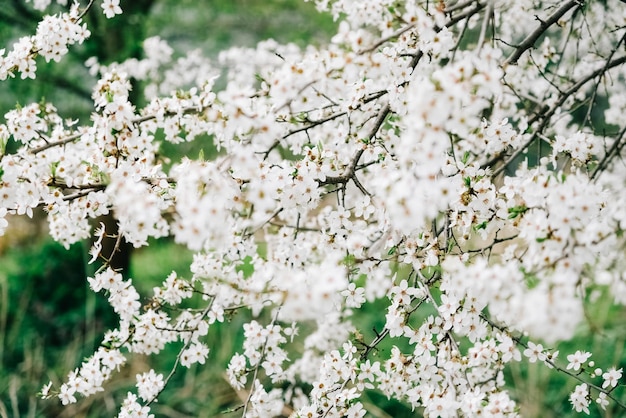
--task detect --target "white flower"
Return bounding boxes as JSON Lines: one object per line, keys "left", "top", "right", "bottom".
{"left": 566, "top": 350, "right": 591, "bottom": 371}
{"left": 569, "top": 383, "right": 590, "bottom": 414}
{"left": 226, "top": 353, "right": 248, "bottom": 390}
{"left": 342, "top": 282, "right": 366, "bottom": 308}
{"left": 602, "top": 368, "right": 622, "bottom": 389}
{"left": 101, "top": 0, "right": 123, "bottom": 19}
{"left": 40, "top": 381, "right": 53, "bottom": 399}
{"left": 523, "top": 342, "right": 546, "bottom": 363}
{"left": 596, "top": 392, "right": 609, "bottom": 410}
{"left": 118, "top": 392, "right": 153, "bottom": 418}
{"left": 58, "top": 383, "right": 76, "bottom": 405}
{"left": 180, "top": 342, "right": 209, "bottom": 368}
{"left": 136, "top": 369, "right": 165, "bottom": 402}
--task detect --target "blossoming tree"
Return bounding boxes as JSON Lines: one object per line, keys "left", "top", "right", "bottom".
{"left": 1, "top": 0, "right": 626, "bottom": 416}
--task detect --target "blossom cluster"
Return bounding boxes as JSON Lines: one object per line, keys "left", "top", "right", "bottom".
{"left": 3, "top": 0, "right": 626, "bottom": 416}
{"left": 0, "top": 3, "right": 89, "bottom": 80}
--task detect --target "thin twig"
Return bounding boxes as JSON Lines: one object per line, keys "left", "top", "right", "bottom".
{"left": 77, "top": 0, "right": 96, "bottom": 20}
{"left": 444, "top": 0, "right": 479, "bottom": 14}
{"left": 591, "top": 126, "right": 626, "bottom": 181}
{"left": 480, "top": 313, "right": 626, "bottom": 411}
{"left": 29, "top": 105, "right": 207, "bottom": 155}
{"left": 476, "top": 0, "right": 494, "bottom": 52}
{"left": 241, "top": 307, "right": 282, "bottom": 417}
{"left": 504, "top": 1, "right": 583, "bottom": 66}
{"left": 145, "top": 299, "right": 215, "bottom": 408}
{"left": 487, "top": 55, "right": 626, "bottom": 176}
{"left": 359, "top": 24, "right": 417, "bottom": 54}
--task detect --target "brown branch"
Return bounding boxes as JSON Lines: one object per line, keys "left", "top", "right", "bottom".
{"left": 480, "top": 313, "right": 626, "bottom": 412}
{"left": 318, "top": 103, "right": 390, "bottom": 188}
{"left": 445, "top": 1, "right": 486, "bottom": 28}
{"left": 486, "top": 54, "right": 626, "bottom": 176}
{"left": 591, "top": 126, "right": 626, "bottom": 181}
{"left": 29, "top": 131, "right": 84, "bottom": 154}
{"left": 583, "top": 31, "right": 626, "bottom": 127}
{"left": 444, "top": 0, "right": 480, "bottom": 14}
{"left": 449, "top": 7, "right": 472, "bottom": 61}
{"left": 145, "top": 298, "right": 215, "bottom": 408}
{"left": 504, "top": 1, "right": 583, "bottom": 66}
{"left": 60, "top": 186, "right": 106, "bottom": 202}
{"left": 476, "top": 0, "right": 495, "bottom": 52}
{"left": 100, "top": 230, "right": 125, "bottom": 269}
{"left": 359, "top": 23, "right": 417, "bottom": 54}
{"left": 282, "top": 111, "right": 348, "bottom": 140}
{"left": 77, "top": 0, "right": 96, "bottom": 20}
{"left": 241, "top": 307, "right": 282, "bottom": 417}
{"left": 28, "top": 105, "right": 207, "bottom": 154}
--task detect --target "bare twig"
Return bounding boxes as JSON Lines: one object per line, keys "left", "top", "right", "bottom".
{"left": 591, "top": 126, "right": 626, "bottom": 181}
{"left": 318, "top": 104, "right": 390, "bottom": 189}
{"left": 77, "top": 0, "right": 96, "bottom": 20}
{"left": 145, "top": 299, "right": 215, "bottom": 408}
{"left": 480, "top": 313, "right": 626, "bottom": 411}
{"left": 359, "top": 24, "right": 417, "bottom": 54}
{"left": 476, "top": 0, "right": 494, "bottom": 52}
{"left": 444, "top": 0, "right": 479, "bottom": 14}
{"left": 504, "top": 1, "right": 583, "bottom": 66}
{"left": 29, "top": 105, "right": 208, "bottom": 155}
{"left": 487, "top": 54, "right": 626, "bottom": 176}
{"left": 241, "top": 307, "right": 282, "bottom": 417}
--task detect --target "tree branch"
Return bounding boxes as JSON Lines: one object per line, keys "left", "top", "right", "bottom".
{"left": 504, "top": 1, "right": 583, "bottom": 66}
{"left": 487, "top": 54, "right": 626, "bottom": 176}
{"left": 318, "top": 103, "right": 390, "bottom": 188}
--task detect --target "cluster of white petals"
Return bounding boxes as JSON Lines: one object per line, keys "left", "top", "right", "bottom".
{"left": 0, "top": 3, "right": 89, "bottom": 80}
{"left": 3, "top": 0, "right": 626, "bottom": 416}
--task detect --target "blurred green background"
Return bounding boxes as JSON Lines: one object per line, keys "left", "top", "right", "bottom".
{"left": 0, "top": 1, "right": 625, "bottom": 417}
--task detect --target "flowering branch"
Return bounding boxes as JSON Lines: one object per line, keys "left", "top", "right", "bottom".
{"left": 3, "top": 0, "right": 626, "bottom": 416}
{"left": 504, "top": 0, "right": 583, "bottom": 66}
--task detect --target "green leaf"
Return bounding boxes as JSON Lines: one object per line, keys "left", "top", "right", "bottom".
{"left": 507, "top": 205, "right": 528, "bottom": 219}
{"left": 50, "top": 161, "right": 59, "bottom": 177}
{"left": 474, "top": 221, "right": 488, "bottom": 231}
